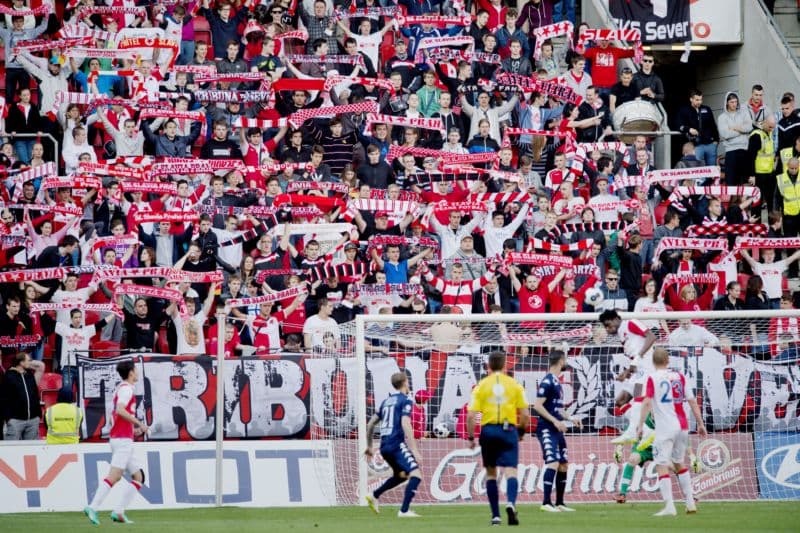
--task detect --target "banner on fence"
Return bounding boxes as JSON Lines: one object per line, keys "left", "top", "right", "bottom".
{"left": 0, "top": 440, "right": 335, "bottom": 513}
{"left": 77, "top": 348, "right": 800, "bottom": 442}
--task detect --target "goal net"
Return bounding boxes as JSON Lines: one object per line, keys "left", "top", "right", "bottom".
{"left": 309, "top": 310, "right": 800, "bottom": 506}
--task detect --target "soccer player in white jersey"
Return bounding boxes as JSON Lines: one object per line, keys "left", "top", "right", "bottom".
{"left": 599, "top": 310, "right": 656, "bottom": 445}
{"left": 637, "top": 348, "right": 707, "bottom": 516}
{"left": 84, "top": 359, "right": 149, "bottom": 525}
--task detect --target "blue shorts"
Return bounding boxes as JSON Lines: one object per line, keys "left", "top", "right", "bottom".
{"left": 537, "top": 427, "right": 568, "bottom": 464}
{"left": 479, "top": 424, "right": 519, "bottom": 468}
{"left": 381, "top": 442, "right": 419, "bottom": 476}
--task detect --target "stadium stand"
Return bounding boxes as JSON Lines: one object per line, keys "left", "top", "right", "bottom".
{"left": 0, "top": 0, "right": 799, "bottom": 442}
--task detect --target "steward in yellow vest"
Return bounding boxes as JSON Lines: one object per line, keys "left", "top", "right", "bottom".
{"left": 777, "top": 158, "right": 800, "bottom": 217}
{"left": 45, "top": 387, "right": 83, "bottom": 444}
{"left": 749, "top": 116, "right": 777, "bottom": 210}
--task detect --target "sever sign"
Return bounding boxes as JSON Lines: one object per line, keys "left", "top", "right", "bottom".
{"left": 0, "top": 453, "right": 78, "bottom": 508}
{"left": 755, "top": 432, "right": 800, "bottom": 499}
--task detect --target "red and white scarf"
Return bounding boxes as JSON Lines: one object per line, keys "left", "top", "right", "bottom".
{"left": 570, "top": 142, "right": 630, "bottom": 177}
{"left": 414, "top": 35, "right": 475, "bottom": 63}
{"left": 532, "top": 22, "right": 574, "bottom": 61}
{"left": 506, "top": 252, "right": 574, "bottom": 268}
{"left": 365, "top": 114, "right": 445, "bottom": 135}
{"left": 494, "top": 73, "right": 582, "bottom": 105}
{"left": 659, "top": 272, "right": 719, "bottom": 299}
{"left": 133, "top": 210, "right": 198, "bottom": 224}
{"left": 646, "top": 166, "right": 721, "bottom": 186}
{"left": 687, "top": 223, "right": 768, "bottom": 237}
{"left": 577, "top": 28, "right": 643, "bottom": 63}
{"left": 527, "top": 238, "right": 593, "bottom": 253}
{"left": 286, "top": 181, "right": 351, "bottom": 195}
{"left": 653, "top": 237, "right": 728, "bottom": 261}
{"left": 227, "top": 286, "right": 308, "bottom": 308}
{"left": 735, "top": 236, "right": 800, "bottom": 250}
{"left": 386, "top": 145, "right": 499, "bottom": 164}
{"left": 91, "top": 234, "right": 139, "bottom": 254}
{"left": 504, "top": 325, "right": 593, "bottom": 344}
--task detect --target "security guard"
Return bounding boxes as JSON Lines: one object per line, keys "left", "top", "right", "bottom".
{"left": 45, "top": 387, "right": 82, "bottom": 444}
{"left": 749, "top": 115, "right": 777, "bottom": 211}
{"left": 777, "top": 157, "right": 800, "bottom": 277}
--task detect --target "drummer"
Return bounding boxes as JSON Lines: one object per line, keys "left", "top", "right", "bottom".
{"left": 609, "top": 68, "right": 639, "bottom": 113}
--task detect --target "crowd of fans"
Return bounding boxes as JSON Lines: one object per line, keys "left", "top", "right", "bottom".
{"left": 1, "top": 0, "right": 800, "bottom": 438}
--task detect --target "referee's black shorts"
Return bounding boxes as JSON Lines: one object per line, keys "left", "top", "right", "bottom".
{"left": 479, "top": 424, "right": 519, "bottom": 468}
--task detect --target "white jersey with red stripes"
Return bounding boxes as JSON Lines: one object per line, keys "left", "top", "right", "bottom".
{"left": 619, "top": 319, "right": 654, "bottom": 373}
{"left": 645, "top": 368, "right": 694, "bottom": 433}
{"left": 110, "top": 381, "right": 136, "bottom": 440}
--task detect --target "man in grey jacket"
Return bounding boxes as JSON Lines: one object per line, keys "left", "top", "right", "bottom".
{"left": 96, "top": 107, "right": 144, "bottom": 158}
{"left": 717, "top": 92, "right": 753, "bottom": 185}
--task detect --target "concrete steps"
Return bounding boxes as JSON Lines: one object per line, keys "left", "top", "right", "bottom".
{"left": 774, "top": 0, "right": 800, "bottom": 57}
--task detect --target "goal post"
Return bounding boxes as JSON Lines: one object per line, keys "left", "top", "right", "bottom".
{"left": 328, "top": 310, "right": 800, "bottom": 506}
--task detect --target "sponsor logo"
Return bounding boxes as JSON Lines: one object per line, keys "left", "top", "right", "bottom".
{"left": 692, "top": 439, "right": 742, "bottom": 496}
{"left": 0, "top": 454, "right": 78, "bottom": 508}
{"left": 697, "top": 438, "right": 731, "bottom": 472}
{"left": 760, "top": 444, "right": 800, "bottom": 490}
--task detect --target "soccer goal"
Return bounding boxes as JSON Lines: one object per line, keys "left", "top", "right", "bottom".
{"left": 308, "top": 310, "right": 800, "bottom": 507}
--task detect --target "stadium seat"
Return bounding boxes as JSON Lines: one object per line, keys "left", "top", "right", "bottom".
{"left": 738, "top": 273, "right": 751, "bottom": 290}
{"left": 92, "top": 340, "right": 121, "bottom": 358}
{"left": 39, "top": 372, "right": 62, "bottom": 392}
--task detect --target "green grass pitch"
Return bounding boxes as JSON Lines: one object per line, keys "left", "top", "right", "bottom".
{"left": 1, "top": 502, "right": 798, "bottom": 532}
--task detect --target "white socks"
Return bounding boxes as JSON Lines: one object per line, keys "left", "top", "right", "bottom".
{"left": 677, "top": 470, "right": 694, "bottom": 506}
{"left": 90, "top": 478, "right": 113, "bottom": 509}
{"left": 115, "top": 480, "right": 142, "bottom": 515}
{"left": 658, "top": 475, "right": 674, "bottom": 507}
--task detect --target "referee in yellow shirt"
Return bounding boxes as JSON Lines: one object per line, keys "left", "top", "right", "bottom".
{"left": 467, "top": 351, "right": 529, "bottom": 527}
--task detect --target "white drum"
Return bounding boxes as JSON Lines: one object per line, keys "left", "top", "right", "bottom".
{"left": 612, "top": 100, "right": 662, "bottom": 144}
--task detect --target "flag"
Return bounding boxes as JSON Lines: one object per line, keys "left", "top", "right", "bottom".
{"left": 608, "top": 0, "right": 691, "bottom": 44}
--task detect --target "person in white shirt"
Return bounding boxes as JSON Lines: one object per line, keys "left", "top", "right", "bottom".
{"left": 588, "top": 175, "right": 625, "bottom": 224}
{"left": 55, "top": 309, "right": 112, "bottom": 391}
{"left": 427, "top": 208, "right": 485, "bottom": 259}
{"left": 337, "top": 17, "right": 393, "bottom": 72}
{"left": 553, "top": 181, "right": 585, "bottom": 224}
{"left": 481, "top": 205, "right": 529, "bottom": 259}
{"left": 303, "top": 298, "right": 341, "bottom": 349}
{"left": 741, "top": 248, "right": 800, "bottom": 307}
{"left": 167, "top": 283, "right": 218, "bottom": 355}
{"left": 667, "top": 319, "right": 720, "bottom": 347}
{"left": 29, "top": 274, "right": 98, "bottom": 326}
{"left": 62, "top": 126, "right": 98, "bottom": 174}
{"left": 633, "top": 278, "right": 669, "bottom": 336}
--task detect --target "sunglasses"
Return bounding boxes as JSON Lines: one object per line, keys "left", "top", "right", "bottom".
{"left": 641, "top": 59, "right": 654, "bottom": 63}
{"left": 271, "top": 9, "right": 283, "bottom": 13}
{"left": 606, "top": 277, "right": 618, "bottom": 281}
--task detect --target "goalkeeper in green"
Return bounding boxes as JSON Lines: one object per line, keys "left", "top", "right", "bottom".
{"left": 615, "top": 413, "right": 656, "bottom": 503}
{"left": 616, "top": 413, "right": 699, "bottom": 503}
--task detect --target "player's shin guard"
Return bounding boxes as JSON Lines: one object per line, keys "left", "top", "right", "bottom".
{"left": 400, "top": 477, "right": 420, "bottom": 513}
{"left": 373, "top": 476, "right": 404, "bottom": 499}
{"left": 658, "top": 474, "right": 673, "bottom": 505}
{"left": 115, "top": 479, "right": 142, "bottom": 514}
{"left": 507, "top": 477, "right": 518, "bottom": 506}
{"left": 555, "top": 470, "right": 567, "bottom": 506}
{"left": 89, "top": 478, "right": 114, "bottom": 509}
{"left": 486, "top": 478, "right": 500, "bottom": 518}
{"left": 620, "top": 463, "right": 635, "bottom": 496}
{"left": 542, "top": 468, "right": 556, "bottom": 505}
{"left": 676, "top": 468, "right": 694, "bottom": 505}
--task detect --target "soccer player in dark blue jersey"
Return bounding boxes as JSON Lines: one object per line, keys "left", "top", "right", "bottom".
{"left": 533, "top": 350, "right": 583, "bottom": 513}
{"left": 364, "top": 372, "right": 423, "bottom": 518}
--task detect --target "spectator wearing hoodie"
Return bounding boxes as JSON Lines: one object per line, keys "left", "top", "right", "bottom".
{"left": 718, "top": 92, "right": 753, "bottom": 185}
{"left": 517, "top": 0, "right": 553, "bottom": 58}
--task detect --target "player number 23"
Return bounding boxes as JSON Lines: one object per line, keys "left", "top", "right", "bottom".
{"left": 658, "top": 380, "right": 684, "bottom": 403}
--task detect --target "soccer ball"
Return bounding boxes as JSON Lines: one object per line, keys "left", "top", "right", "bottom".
{"left": 433, "top": 422, "right": 450, "bottom": 438}
{"left": 585, "top": 287, "right": 605, "bottom": 307}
